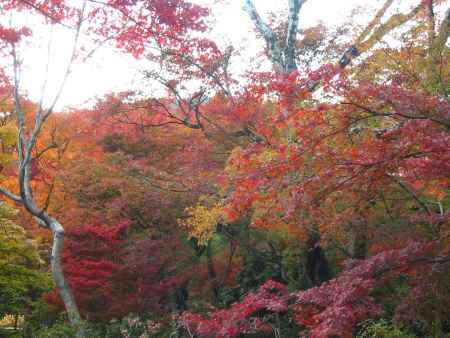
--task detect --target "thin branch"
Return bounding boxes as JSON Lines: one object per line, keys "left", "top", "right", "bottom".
{"left": 34, "top": 143, "right": 58, "bottom": 159}
{"left": 37, "top": 26, "right": 54, "bottom": 116}
{"left": 342, "top": 101, "right": 450, "bottom": 129}
{"left": 354, "top": 0, "right": 395, "bottom": 46}
{"left": 159, "top": 48, "right": 234, "bottom": 98}
{"left": 217, "top": 241, "right": 237, "bottom": 290}
{"left": 18, "top": 0, "right": 73, "bottom": 29}
{"left": 42, "top": 179, "right": 56, "bottom": 212}
{"left": 20, "top": 2, "right": 86, "bottom": 190}
{"left": 0, "top": 187, "right": 23, "bottom": 204}
{"left": 311, "top": 0, "right": 427, "bottom": 91}
{"left": 44, "top": 1, "right": 87, "bottom": 117}
{"left": 387, "top": 174, "right": 432, "bottom": 216}
{"left": 357, "top": 2, "right": 424, "bottom": 54}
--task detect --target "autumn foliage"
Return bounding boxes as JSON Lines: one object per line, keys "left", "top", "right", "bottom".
{"left": 0, "top": 0, "right": 449, "bottom": 337}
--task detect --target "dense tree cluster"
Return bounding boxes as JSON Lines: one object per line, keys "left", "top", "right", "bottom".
{"left": 0, "top": 0, "right": 449, "bottom": 337}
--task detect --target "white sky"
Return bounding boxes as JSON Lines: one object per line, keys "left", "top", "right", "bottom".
{"left": 15, "top": 0, "right": 416, "bottom": 110}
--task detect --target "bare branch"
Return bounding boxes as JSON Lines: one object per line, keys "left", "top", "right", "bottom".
{"left": 312, "top": 1, "right": 429, "bottom": 91}
{"left": 0, "top": 187, "right": 23, "bottom": 204}
{"left": 342, "top": 101, "right": 450, "bottom": 129}
{"left": 356, "top": 2, "right": 424, "bottom": 55}
{"left": 386, "top": 174, "right": 439, "bottom": 237}
{"left": 34, "top": 142, "right": 58, "bottom": 159}
{"left": 17, "top": 2, "right": 87, "bottom": 196}
{"left": 18, "top": 0, "right": 73, "bottom": 29}
{"left": 145, "top": 71, "right": 204, "bottom": 129}
{"left": 159, "top": 47, "right": 234, "bottom": 98}
{"left": 354, "top": 0, "right": 395, "bottom": 46}
{"left": 37, "top": 26, "right": 54, "bottom": 116}
{"left": 386, "top": 175, "right": 432, "bottom": 214}
{"left": 42, "top": 179, "right": 56, "bottom": 212}
{"left": 44, "top": 1, "right": 87, "bottom": 117}
{"left": 244, "top": 0, "right": 285, "bottom": 71}
{"left": 12, "top": 49, "right": 26, "bottom": 165}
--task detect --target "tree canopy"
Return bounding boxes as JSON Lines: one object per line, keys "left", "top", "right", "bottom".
{"left": 0, "top": 0, "right": 449, "bottom": 337}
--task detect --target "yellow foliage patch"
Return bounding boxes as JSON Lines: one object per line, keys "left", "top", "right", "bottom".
{"left": 181, "top": 200, "right": 223, "bottom": 245}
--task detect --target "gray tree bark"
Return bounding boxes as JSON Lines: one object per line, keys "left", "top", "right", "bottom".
{"left": 243, "top": 0, "right": 305, "bottom": 73}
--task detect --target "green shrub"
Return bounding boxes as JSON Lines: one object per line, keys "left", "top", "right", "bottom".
{"left": 21, "top": 300, "right": 61, "bottom": 338}
{"left": 32, "top": 321, "right": 76, "bottom": 338}
{"left": 357, "top": 319, "right": 416, "bottom": 338}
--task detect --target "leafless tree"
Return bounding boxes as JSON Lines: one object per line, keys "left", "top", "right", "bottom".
{"left": 0, "top": 3, "right": 88, "bottom": 336}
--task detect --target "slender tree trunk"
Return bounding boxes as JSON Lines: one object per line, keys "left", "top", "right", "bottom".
{"left": 350, "top": 223, "right": 368, "bottom": 260}
{"left": 305, "top": 230, "right": 331, "bottom": 286}
{"left": 48, "top": 219, "right": 85, "bottom": 337}
{"left": 0, "top": 4, "right": 88, "bottom": 335}
{"left": 36, "top": 213, "right": 85, "bottom": 338}
{"left": 206, "top": 240, "right": 217, "bottom": 280}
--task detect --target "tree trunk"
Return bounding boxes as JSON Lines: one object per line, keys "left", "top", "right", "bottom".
{"left": 305, "top": 231, "right": 331, "bottom": 286}
{"left": 49, "top": 219, "right": 85, "bottom": 337}
{"left": 206, "top": 240, "right": 220, "bottom": 303}
{"left": 350, "top": 223, "right": 368, "bottom": 259}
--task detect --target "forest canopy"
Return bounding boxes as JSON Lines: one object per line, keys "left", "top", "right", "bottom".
{"left": 0, "top": 0, "right": 449, "bottom": 337}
